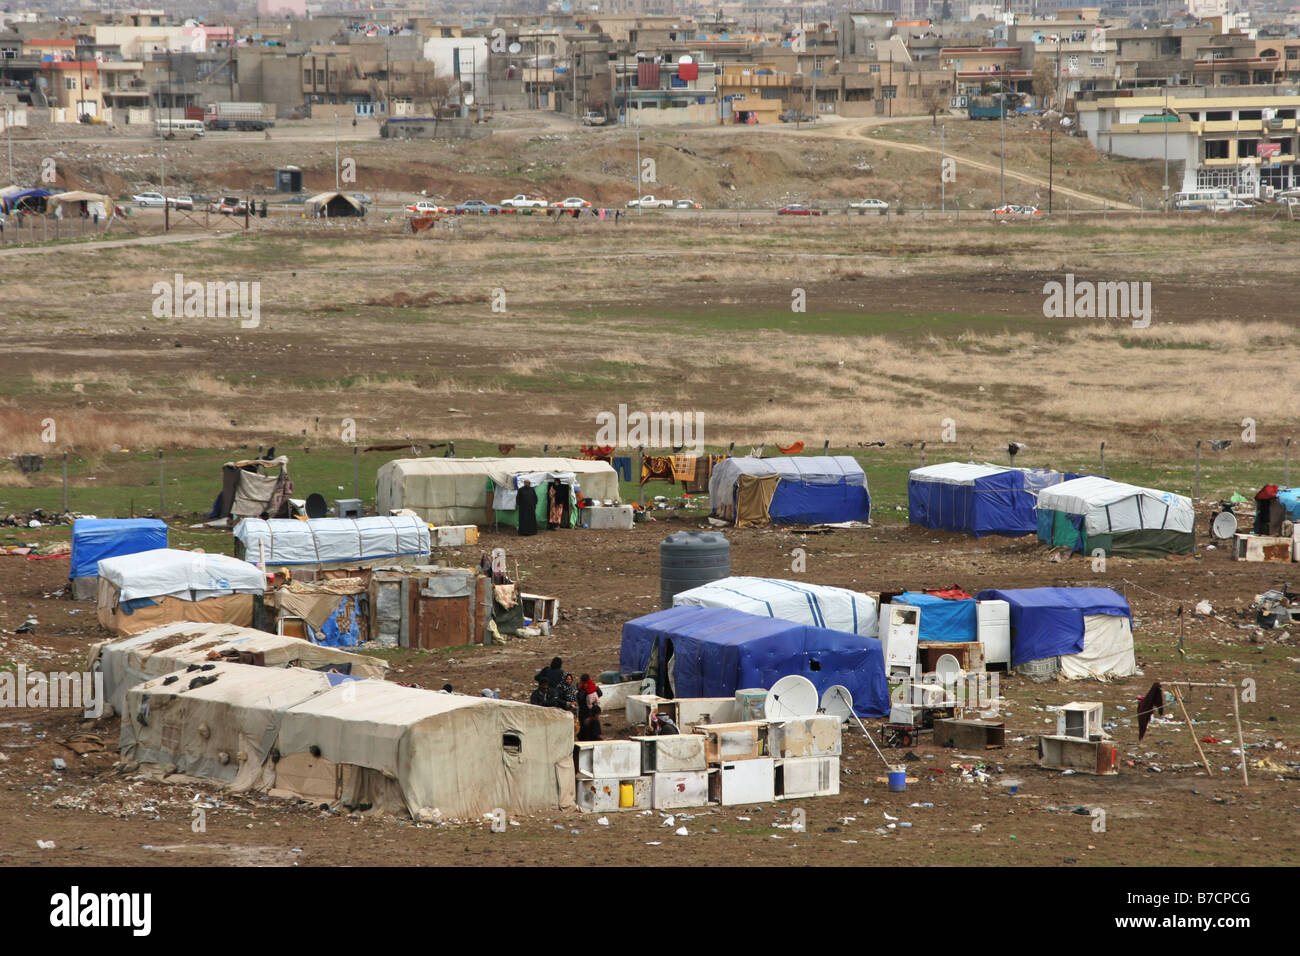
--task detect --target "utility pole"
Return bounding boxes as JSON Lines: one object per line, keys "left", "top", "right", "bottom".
{"left": 334, "top": 114, "right": 339, "bottom": 190}
{"left": 998, "top": 64, "right": 1006, "bottom": 208}
{"left": 634, "top": 109, "right": 642, "bottom": 212}
{"left": 1048, "top": 116, "right": 1054, "bottom": 213}
{"left": 941, "top": 123, "right": 946, "bottom": 211}
{"left": 1163, "top": 87, "right": 1169, "bottom": 210}
{"left": 5, "top": 106, "right": 12, "bottom": 184}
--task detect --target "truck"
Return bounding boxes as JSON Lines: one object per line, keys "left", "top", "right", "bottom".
{"left": 204, "top": 102, "right": 276, "bottom": 131}
{"left": 967, "top": 95, "right": 1012, "bottom": 120}
{"left": 626, "top": 195, "right": 673, "bottom": 209}
{"left": 500, "top": 194, "right": 549, "bottom": 208}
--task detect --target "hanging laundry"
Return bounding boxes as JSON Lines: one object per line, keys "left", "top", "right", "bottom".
{"left": 777, "top": 441, "right": 805, "bottom": 454}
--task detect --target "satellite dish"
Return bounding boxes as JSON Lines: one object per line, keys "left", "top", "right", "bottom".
{"left": 678, "top": 54, "right": 693, "bottom": 64}
{"left": 305, "top": 493, "right": 328, "bottom": 519}
{"left": 1211, "top": 511, "right": 1238, "bottom": 540}
{"left": 935, "top": 653, "right": 963, "bottom": 687}
{"left": 464, "top": 93, "right": 475, "bottom": 106}
{"left": 508, "top": 42, "right": 522, "bottom": 54}
{"left": 764, "top": 674, "right": 819, "bottom": 720}
{"left": 820, "top": 684, "right": 854, "bottom": 722}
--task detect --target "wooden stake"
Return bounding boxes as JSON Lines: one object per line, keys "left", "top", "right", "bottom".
{"left": 1172, "top": 685, "right": 1211, "bottom": 776}
{"left": 1232, "top": 688, "right": 1248, "bottom": 786}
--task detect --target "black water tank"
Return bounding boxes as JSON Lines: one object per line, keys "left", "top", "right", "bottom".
{"left": 659, "top": 531, "right": 730, "bottom": 609}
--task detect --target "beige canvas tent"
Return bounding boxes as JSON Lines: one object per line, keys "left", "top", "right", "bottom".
{"left": 96, "top": 549, "right": 266, "bottom": 636}
{"left": 46, "top": 190, "right": 111, "bottom": 218}
{"left": 122, "top": 662, "right": 575, "bottom": 818}
{"left": 276, "top": 678, "right": 575, "bottom": 818}
{"left": 376, "top": 456, "right": 620, "bottom": 525}
{"left": 89, "top": 622, "right": 390, "bottom": 717}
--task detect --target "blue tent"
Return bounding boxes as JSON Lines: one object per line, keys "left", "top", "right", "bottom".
{"left": 0, "top": 188, "right": 51, "bottom": 213}
{"left": 708, "top": 455, "right": 870, "bottom": 525}
{"left": 70, "top": 518, "right": 168, "bottom": 580}
{"left": 620, "top": 605, "right": 889, "bottom": 717}
{"left": 893, "top": 592, "right": 977, "bottom": 642}
{"left": 973, "top": 587, "right": 1131, "bottom": 666}
{"left": 908, "top": 463, "right": 1073, "bottom": 537}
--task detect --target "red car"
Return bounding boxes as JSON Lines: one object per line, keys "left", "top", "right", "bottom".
{"left": 778, "top": 203, "right": 822, "bottom": 216}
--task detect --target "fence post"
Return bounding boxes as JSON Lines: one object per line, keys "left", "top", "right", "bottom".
{"left": 158, "top": 451, "right": 165, "bottom": 515}
{"left": 62, "top": 452, "right": 69, "bottom": 512}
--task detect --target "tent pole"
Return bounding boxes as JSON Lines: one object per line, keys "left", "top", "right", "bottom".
{"left": 158, "top": 451, "right": 165, "bottom": 516}
{"left": 1232, "top": 688, "right": 1248, "bottom": 786}
{"left": 1194, "top": 440, "right": 1201, "bottom": 499}
{"left": 1173, "top": 685, "right": 1211, "bottom": 776}
{"left": 62, "top": 452, "right": 68, "bottom": 513}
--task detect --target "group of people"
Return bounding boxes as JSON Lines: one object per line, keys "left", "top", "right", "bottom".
{"left": 529, "top": 657, "right": 604, "bottom": 740}
{"left": 515, "top": 478, "right": 569, "bottom": 536}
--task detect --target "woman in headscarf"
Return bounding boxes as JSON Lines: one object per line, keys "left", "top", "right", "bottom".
{"left": 516, "top": 480, "right": 538, "bottom": 536}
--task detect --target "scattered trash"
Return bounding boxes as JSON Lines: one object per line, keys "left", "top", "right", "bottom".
{"left": 51, "top": 758, "right": 66, "bottom": 771}
{"left": 674, "top": 826, "right": 688, "bottom": 836}
{"left": 37, "top": 840, "right": 55, "bottom": 850}
{"left": 597, "top": 816, "right": 610, "bottom": 826}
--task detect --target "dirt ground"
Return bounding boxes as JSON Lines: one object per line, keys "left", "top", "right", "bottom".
{"left": 2, "top": 508, "right": 1297, "bottom": 868}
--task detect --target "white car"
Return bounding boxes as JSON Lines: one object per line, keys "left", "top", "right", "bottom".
{"left": 133, "top": 191, "right": 168, "bottom": 207}
{"left": 554, "top": 197, "right": 592, "bottom": 209}
{"left": 500, "top": 194, "right": 548, "bottom": 208}
{"left": 674, "top": 199, "right": 703, "bottom": 209}
{"left": 627, "top": 195, "right": 673, "bottom": 209}
{"left": 849, "top": 198, "right": 889, "bottom": 210}
{"left": 406, "top": 200, "right": 447, "bottom": 215}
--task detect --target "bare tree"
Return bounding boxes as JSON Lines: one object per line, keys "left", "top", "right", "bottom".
{"left": 1032, "top": 60, "right": 1056, "bottom": 110}
{"left": 921, "top": 84, "right": 949, "bottom": 126}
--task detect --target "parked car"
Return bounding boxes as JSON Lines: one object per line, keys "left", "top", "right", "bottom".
{"left": 500, "top": 194, "right": 548, "bottom": 208}
{"left": 849, "top": 198, "right": 889, "bottom": 210}
{"left": 627, "top": 195, "right": 673, "bottom": 209}
{"left": 406, "top": 200, "right": 448, "bottom": 215}
{"left": 455, "top": 199, "right": 501, "bottom": 214}
{"left": 169, "top": 195, "right": 194, "bottom": 210}
{"left": 674, "top": 199, "right": 703, "bottom": 209}
{"left": 1226, "top": 199, "right": 1253, "bottom": 210}
{"left": 350, "top": 193, "right": 373, "bottom": 205}
{"left": 132, "top": 191, "right": 168, "bottom": 207}
{"left": 778, "top": 203, "right": 822, "bottom": 216}
{"left": 213, "top": 197, "right": 249, "bottom": 215}
{"left": 582, "top": 111, "right": 608, "bottom": 126}
{"left": 992, "top": 204, "right": 1043, "bottom": 216}
{"left": 554, "top": 196, "right": 592, "bottom": 209}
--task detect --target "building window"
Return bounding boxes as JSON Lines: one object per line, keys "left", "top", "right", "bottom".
{"left": 1089, "top": 56, "right": 1105, "bottom": 68}
{"left": 316, "top": 69, "right": 325, "bottom": 85}
{"left": 304, "top": 69, "right": 311, "bottom": 84}
{"left": 882, "top": 86, "right": 896, "bottom": 99}
{"left": 1205, "top": 140, "right": 1229, "bottom": 159}
{"left": 869, "top": 64, "right": 880, "bottom": 74}
{"left": 65, "top": 78, "right": 76, "bottom": 90}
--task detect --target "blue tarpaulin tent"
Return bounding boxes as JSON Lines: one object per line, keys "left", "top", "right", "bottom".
{"left": 70, "top": 519, "right": 168, "bottom": 598}
{"left": 973, "top": 587, "right": 1132, "bottom": 667}
{"left": 893, "top": 592, "right": 977, "bottom": 642}
{"left": 908, "top": 462, "right": 1072, "bottom": 537}
{"left": 708, "top": 455, "right": 870, "bottom": 526}
{"left": 619, "top": 605, "right": 889, "bottom": 717}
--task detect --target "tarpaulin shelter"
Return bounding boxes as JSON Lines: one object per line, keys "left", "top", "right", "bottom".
{"left": 0, "top": 187, "right": 51, "bottom": 212}
{"left": 973, "top": 587, "right": 1136, "bottom": 679}
{"left": 213, "top": 456, "right": 293, "bottom": 520}
{"left": 96, "top": 549, "right": 266, "bottom": 636}
{"left": 708, "top": 456, "right": 870, "bottom": 527}
{"left": 234, "top": 515, "right": 430, "bottom": 569}
{"left": 908, "top": 462, "right": 1071, "bottom": 537}
{"left": 69, "top": 518, "right": 167, "bottom": 600}
{"left": 89, "top": 621, "right": 389, "bottom": 716}
{"left": 1036, "top": 476, "right": 1194, "bottom": 556}
{"left": 376, "top": 457, "right": 620, "bottom": 526}
{"left": 307, "top": 191, "right": 365, "bottom": 217}
{"left": 620, "top": 605, "right": 889, "bottom": 717}
{"left": 1253, "top": 485, "right": 1300, "bottom": 535}
{"left": 892, "top": 591, "right": 977, "bottom": 642}
{"left": 122, "top": 662, "right": 575, "bottom": 818}
{"left": 672, "top": 576, "right": 878, "bottom": 637}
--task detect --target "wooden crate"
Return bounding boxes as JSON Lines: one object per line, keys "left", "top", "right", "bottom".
{"left": 919, "top": 641, "right": 985, "bottom": 674}
{"left": 697, "top": 721, "right": 768, "bottom": 763}
{"left": 521, "top": 592, "right": 559, "bottom": 626}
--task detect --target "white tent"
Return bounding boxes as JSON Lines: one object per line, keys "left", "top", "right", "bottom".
{"left": 89, "top": 622, "right": 390, "bottom": 717}
{"left": 672, "top": 576, "right": 879, "bottom": 637}
{"left": 1037, "top": 476, "right": 1195, "bottom": 556}
{"left": 1062, "top": 614, "right": 1137, "bottom": 680}
{"left": 96, "top": 549, "right": 266, "bottom": 635}
{"left": 376, "top": 456, "right": 620, "bottom": 525}
{"left": 234, "top": 515, "right": 430, "bottom": 568}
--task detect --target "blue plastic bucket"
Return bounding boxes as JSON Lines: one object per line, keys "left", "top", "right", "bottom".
{"left": 888, "top": 770, "right": 907, "bottom": 792}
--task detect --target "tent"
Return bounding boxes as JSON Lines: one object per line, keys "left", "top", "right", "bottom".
{"left": 672, "top": 576, "right": 878, "bottom": 637}
{"left": 307, "top": 191, "right": 365, "bottom": 217}
{"left": 892, "top": 592, "right": 977, "bottom": 642}
{"left": 212, "top": 456, "right": 293, "bottom": 520}
{"left": 1036, "top": 476, "right": 1194, "bottom": 556}
{"left": 69, "top": 518, "right": 168, "bottom": 600}
{"left": 276, "top": 678, "right": 575, "bottom": 818}
{"left": 908, "top": 463, "right": 1072, "bottom": 537}
{"left": 0, "top": 187, "right": 50, "bottom": 213}
{"left": 45, "top": 190, "right": 110, "bottom": 219}
{"left": 973, "top": 587, "right": 1136, "bottom": 679}
{"left": 376, "top": 457, "right": 620, "bottom": 526}
{"left": 620, "top": 605, "right": 889, "bottom": 717}
{"left": 96, "top": 548, "right": 266, "bottom": 636}
{"left": 234, "top": 515, "right": 430, "bottom": 568}
{"left": 122, "top": 662, "right": 575, "bottom": 817}
{"left": 1253, "top": 485, "right": 1300, "bottom": 536}
{"left": 708, "top": 455, "right": 870, "bottom": 526}
{"left": 89, "top": 621, "right": 389, "bottom": 716}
